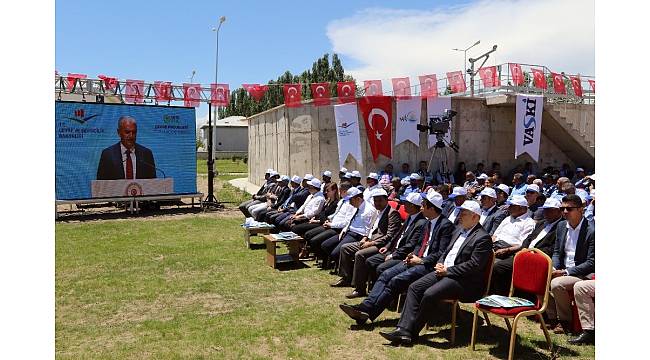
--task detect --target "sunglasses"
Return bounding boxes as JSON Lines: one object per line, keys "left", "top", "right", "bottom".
{"left": 560, "top": 206, "right": 579, "bottom": 212}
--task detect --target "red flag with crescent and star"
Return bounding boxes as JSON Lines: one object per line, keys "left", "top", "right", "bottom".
{"left": 154, "top": 81, "right": 172, "bottom": 102}
{"left": 66, "top": 73, "right": 87, "bottom": 92}
{"left": 211, "top": 83, "right": 230, "bottom": 106}
{"left": 531, "top": 68, "right": 547, "bottom": 89}
{"left": 283, "top": 84, "right": 302, "bottom": 107}
{"left": 447, "top": 71, "right": 466, "bottom": 93}
{"left": 509, "top": 63, "right": 524, "bottom": 86}
{"left": 478, "top": 66, "right": 500, "bottom": 87}
{"left": 242, "top": 83, "right": 269, "bottom": 102}
{"left": 391, "top": 77, "right": 411, "bottom": 99}
{"left": 419, "top": 74, "right": 438, "bottom": 98}
{"left": 125, "top": 79, "right": 145, "bottom": 104}
{"left": 570, "top": 76, "right": 583, "bottom": 97}
{"left": 359, "top": 96, "right": 393, "bottom": 161}
{"left": 588, "top": 80, "right": 595, "bottom": 93}
{"left": 310, "top": 82, "right": 330, "bottom": 106}
{"left": 183, "top": 83, "right": 202, "bottom": 107}
{"left": 98, "top": 75, "right": 118, "bottom": 91}
{"left": 551, "top": 72, "right": 566, "bottom": 94}
{"left": 337, "top": 81, "right": 356, "bottom": 104}
{"left": 363, "top": 80, "right": 383, "bottom": 96}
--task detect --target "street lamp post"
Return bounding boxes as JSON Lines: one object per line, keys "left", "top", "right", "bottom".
{"left": 205, "top": 16, "right": 226, "bottom": 206}
{"left": 452, "top": 40, "right": 480, "bottom": 88}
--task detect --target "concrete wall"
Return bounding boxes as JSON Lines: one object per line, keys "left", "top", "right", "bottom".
{"left": 247, "top": 97, "right": 591, "bottom": 186}
{"left": 214, "top": 126, "right": 248, "bottom": 152}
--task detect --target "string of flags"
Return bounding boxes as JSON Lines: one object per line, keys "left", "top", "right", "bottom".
{"left": 58, "top": 63, "right": 595, "bottom": 108}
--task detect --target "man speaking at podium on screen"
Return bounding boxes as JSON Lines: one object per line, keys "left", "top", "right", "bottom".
{"left": 96, "top": 116, "right": 157, "bottom": 180}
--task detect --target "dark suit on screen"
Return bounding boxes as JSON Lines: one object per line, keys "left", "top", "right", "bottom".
{"left": 96, "top": 142, "right": 157, "bottom": 180}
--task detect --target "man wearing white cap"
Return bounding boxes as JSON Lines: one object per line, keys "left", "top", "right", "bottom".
{"left": 238, "top": 169, "right": 276, "bottom": 217}
{"left": 333, "top": 188, "right": 402, "bottom": 294}
{"left": 379, "top": 200, "right": 493, "bottom": 345}
{"left": 364, "top": 192, "right": 428, "bottom": 283}
{"left": 339, "top": 167, "right": 348, "bottom": 180}
{"left": 267, "top": 174, "right": 311, "bottom": 226}
{"left": 241, "top": 171, "right": 280, "bottom": 217}
{"left": 249, "top": 175, "right": 291, "bottom": 220}
{"left": 261, "top": 175, "right": 303, "bottom": 223}
{"left": 349, "top": 170, "right": 365, "bottom": 192}
{"left": 491, "top": 194, "right": 537, "bottom": 251}
{"left": 478, "top": 187, "right": 508, "bottom": 235}
{"left": 491, "top": 197, "right": 563, "bottom": 295}
{"left": 400, "top": 173, "right": 422, "bottom": 202}
{"left": 320, "top": 187, "right": 376, "bottom": 268}
{"left": 278, "top": 178, "right": 325, "bottom": 231}
{"left": 525, "top": 184, "right": 542, "bottom": 213}
{"left": 321, "top": 170, "right": 333, "bottom": 192}
{"left": 362, "top": 173, "right": 381, "bottom": 202}
{"left": 443, "top": 186, "right": 467, "bottom": 224}
{"left": 339, "top": 190, "right": 454, "bottom": 323}
{"left": 495, "top": 184, "right": 510, "bottom": 209}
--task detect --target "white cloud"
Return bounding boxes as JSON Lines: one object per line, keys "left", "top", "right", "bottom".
{"left": 326, "top": 0, "right": 594, "bottom": 88}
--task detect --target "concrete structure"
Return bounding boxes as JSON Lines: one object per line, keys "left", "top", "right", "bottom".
{"left": 199, "top": 115, "right": 248, "bottom": 153}
{"left": 246, "top": 96, "right": 594, "bottom": 186}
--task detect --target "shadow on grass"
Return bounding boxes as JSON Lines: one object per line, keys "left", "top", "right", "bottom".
{"left": 274, "top": 259, "right": 311, "bottom": 271}
{"left": 56, "top": 205, "right": 206, "bottom": 222}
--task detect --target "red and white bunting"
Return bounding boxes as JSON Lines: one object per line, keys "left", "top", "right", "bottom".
{"left": 418, "top": 74, "right": 438, "bottom": 98}
{"left": 183, "top": 83, "right": 202, "bottom": 107}
{"left": 570, "top": 76, "right": 583, "bottom": 97}
{"left": 363, "top": 80, "right": 383, "bottom": 96}
{"left": 551, "top": 72, "right": 566, "bottom": 94}
{"left": 98, "top": 75, "right": 118, "bottom": 91}
{"left": 153, "top": 81, "right": 172, "bottom": 102}
{"left": 337, "top": 81, "right": 356, "bottom": 104}
{"left": 211, "top": 83, "right": 230, "bottom": 106}
{"left": 447, "top": 71, "right": 466, "bottom": 93}
{"left": 509, "top": 63, "right": 524, "bottom": 86}
{"left": 531, "top": 68, "right": 547, "bottom": 89}
{"left": 310, "top": 82, "right": 330, "bottom": 106}
{"left": 66, "top": 73, "right": 87, "bottom": 92}
{"left": 391, "top": 77, "right": 411, "bottom": 99}
{"left": 588, "top": 79, "right": 595, "bottom": 93}
{"left": 242, "top": 83, "right": 268, "bottom": 102}
{"left": 283, "top": 84, "right": 302, "bottom": 107}
{"left": 125, "top": 79, "right": 145, "bottom": 104}
{"left": 478, "top": 66, "right": 500, "bottom": 88}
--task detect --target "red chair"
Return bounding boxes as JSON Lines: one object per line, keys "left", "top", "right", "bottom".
{"left": 387, "top": 200, "right": 399, "bottom": 210}
{"left": 470, "top": 248, "right": 553, "bottom": 360}
{"left": 397, "top": 206, "right": 408, "bottom": 221}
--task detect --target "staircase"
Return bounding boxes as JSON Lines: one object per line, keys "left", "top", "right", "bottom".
{"left": 542, "top": 102, "right": 595, "bottom": 167}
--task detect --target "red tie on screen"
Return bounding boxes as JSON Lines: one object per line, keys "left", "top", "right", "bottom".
{"left": 417, "top": 222, "right": 431, "bottom": 257}
{"left": 125, "top": 150, "right": 134, "bottom": 179}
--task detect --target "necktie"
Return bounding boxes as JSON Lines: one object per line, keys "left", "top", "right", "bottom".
{"left": 125, "top": 149, "right": 134, "bottom": 179}
{"left": 417, "top": 221, "right": 432, "bottom": 257}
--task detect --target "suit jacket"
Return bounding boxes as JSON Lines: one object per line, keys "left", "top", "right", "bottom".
{"left": 482, "top": 206, "right": 508, "bottom": 236}
{"left": 392, "top": 214, "right": 429, "bottom": 260}
{"left": 438, "top": 224, "right": 493, "bottom": 300}
{"left": 441, "top": 199, "right": 456, "bottom": 218}
{"left": 254, "top": 182, "right": 278, "bottom": 201}
{"left": 520, "top": 219, "right": 560, "bottom": 257}
{"left": 369, "top": 207, "right": 403, "bottom": 248}
{"left": 421, "top": 216, "right": 455, "bottom": 269}
{"left": 289, "top": 187, "right": 310, "bottom": 210}
{"left": 552, "top": 219, "right": 595, "bottom": 278}
{"left": 314, "top": 200, "right": 339, "bottom": 223}
{"left": 272, "top": 186, "right": 291, "bottom": 209}
{"left": 96, "top": 142, "right": 156, "bottom": 180}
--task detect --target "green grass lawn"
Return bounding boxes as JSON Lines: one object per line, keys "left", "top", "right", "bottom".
{"left": 56, "top": 215, "right": 595, "bottom": 359}
{"left": 197, "top": 159, "right": 248, "bottom": 175}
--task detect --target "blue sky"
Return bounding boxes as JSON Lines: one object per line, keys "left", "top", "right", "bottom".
{"left": 56, "top": 0, "right": 594, "bottom": 123}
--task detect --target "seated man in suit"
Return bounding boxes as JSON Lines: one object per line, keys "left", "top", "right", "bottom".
{"left": 267, "top": 175, "right": 312, "bottom": 226}
{"left": 478, "top": 187, "right": 508, "bottom": 235}
{"left": 339, "top": 190, "right": 454, "bottom": 323}
{"left": 332, "top": 188, "right": 402, "bottom": 295}
{"left": 277, "top": 178, "right": 325, "bottom": 231}
{"left": 239, "top": 169, "right": 273, "bottom": 217}
{"left": 546, "top": 194, "right": 595, "bottom": 335}
{"left": 490, "top": 197, "right": 563, "bottom": 295}
{"left": 254, "top": 175, "right": 299, "bottom": 222}
{"left": 364, "top": 192, "right": 427, "bottom": 283}
{"left": 248, "top": 175, "right": 291, "bottom": 220}
{"left": 378, "top": 200, "right": 493, "bottom": 345}
{"left": 243, "top": 171, "right": 280, "bottom": 217}
{"left": 97, "top": 115, "right": 157, "bottom": 180}
{"left": 491, "top": 195, "right": 536, "bottom": 250}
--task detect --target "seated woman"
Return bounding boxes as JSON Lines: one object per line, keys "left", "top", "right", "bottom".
{"left": 292, "top": 182, "right": 340, "bottom": 258}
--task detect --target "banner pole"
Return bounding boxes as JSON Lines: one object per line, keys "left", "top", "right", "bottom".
{"left": 204, "top": 103, "right": 219, "bottom": 207}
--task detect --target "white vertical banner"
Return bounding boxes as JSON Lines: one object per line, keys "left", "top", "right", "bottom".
{"left": 395, "top": 98, "right": 422, "bottom": 147}
{"left": 334, "top": 102, "right": 363, "bottom": 168}
{"left": 426, "top": 96, "right": 452, "bottom": 148}
{"left": 515, "top": 94, "right": 544, "bottom": 162}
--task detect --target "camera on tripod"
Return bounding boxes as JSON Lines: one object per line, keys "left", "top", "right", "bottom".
{"left": 416, "top": 109, "right": 457, "bottom": 135}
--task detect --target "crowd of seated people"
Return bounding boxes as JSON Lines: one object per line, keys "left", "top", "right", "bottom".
{"left": 239, "top": 161, "right": 595, "bottom": 347}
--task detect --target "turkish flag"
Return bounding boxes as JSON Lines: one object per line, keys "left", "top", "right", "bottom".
{"left": 551, "top": 72, "right": 566, "bottom": 94}
{"left": 447, "top": 71, "right": 466, "bottom": 93}
{"left": 359, "top": 96, "right": 393, "bottom": 160}
{"left": 67, "top": 73, "right": 87, "bottom": 92}
{"left": 391, "top": 77, "right": 411, "bottom": 99}
{"left": 509, "top": 63, "right": 524, "bottom": 86}
{"left": 211, "top": 83, "right": 230, "bottom": 106}
{"left": 419, "top": 74, "right": 438, "bottom": 98}
{"left": 98, "top": 75, "right": 118, "bottom": 91}
{"left": 588, "top": 79, "right": 595, "bottom": 93}
{"left": 183, "top": 83, "right": 202, "bottom": 107}
{"left": 337, "top": 81, "right": 356, "bottom": 104}
{"left": 125, "top": 79, "right": 145, "bottom": 104}
{"left": 310, "top": 82, "right": 330, "bottom": 106}
{"left": 283, "top": 84, "right": 302, "bottom": 107}
{"left": 154, "top": 81, "right": 173, "bottom": 102}
{"left": 570, "top": 76, "right": 583, "bottom": 97}
{"left": 243, "top": 83, "right": 268, "bottom": 102}
{"left": 478, "top": 66, "right": 500, "bottom": 88}
{"left": 363, "top": 80, "right": 383, "bottom": 96}
{"left": 531, "top": 68, "right": 547, "bottom": 89}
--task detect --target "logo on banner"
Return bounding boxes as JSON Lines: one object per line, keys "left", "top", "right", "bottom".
{"left": 522, "top": 98, "right": 538, "bottom": 146}
{"left": 399, "top": 111, "right": 418, "bottom": 123}
{"left": 125, "top": 182, "right": 143, "bottom": 196}
{"left": 337, "top": 121, "right": 356, "bottom": 136}
{"left": 515, "top": 94, "right": 544, "bottom": 162}
{"left": 66, "top": 108, "right": 99, "bottom": 124}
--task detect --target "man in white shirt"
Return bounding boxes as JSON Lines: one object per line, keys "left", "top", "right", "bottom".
{"left": 478, "top": 187, "right": 508, "bottom": 235}
{"left": 491, "top": 195, "right": 536, "bottom": 251}
{"left": 278, "top": 178, "right": 325, "bottom": 231}
{"left": 362, "top": 173, "right": 381, "bottom": 202}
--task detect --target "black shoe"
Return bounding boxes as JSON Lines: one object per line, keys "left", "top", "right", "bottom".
{"left": 339, "top": 303, "right": 369, "bottom": 324}
{"left": 379, "top": 328, "right": 412, "bottom": 345}
{"left": 568, "top": 330, "right": 595, "bottom": 345}
{"left": 330, "top": 278, "right": 350, "bottom": 287}
{"left": 345, "top": 290, "right": 366, "bottom": 299}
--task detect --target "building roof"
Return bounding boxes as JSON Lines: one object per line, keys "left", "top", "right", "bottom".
{"left": 200, "top": 115, "right": 247, "bottom": 129}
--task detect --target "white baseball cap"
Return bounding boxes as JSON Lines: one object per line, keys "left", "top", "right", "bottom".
{"left": 343, "top": 172, "right": 352, "bottom": 179}
{"left": 280, "top": 175, "right": 291, "bottom": 182}
{"left": 291, "top": 175, "right": 302, "bottom": 184}
{"left": 322, "top": 170, "right": 332, "bottom": 177}
{"left": 460, "top": 200, "right": 482, "bottom": 216}
{"left": 424, "top": 190, "right": 444, "bottom": 209}
{"left": 448, "top": 186, "right": 468, "bottom": 198}
{"left": 479, "top": 187, "right": 497, "bottom": 199}
{"left": 477, "top": 173, "right": 489, "bottom": 180}
{"left": 307, "top": 178, "right": 321, "bottom": 189}
{"left": 266, "top": 168, "right": 274, "bottom": 174}
{"left": 400, "top": 178, "right": 410, "bottom": 186}
{"left": 269, "top": 170, "right": 279, "bottom": 177}
{"left": 576, "top": 167, "right": 585, "bottom": 172}
{"left": 409, "top": 173, "right": 422, "bottom": 180}
{"left": 344, "top": 187, "right": 362, "bottom": 200}
{"left": 496, "top": 184, "right": 510, "bottom": 195}
{"left": 526, "top": 184, "right": 541, "bottom": 193}
{"left": 367, "top": 172, "right": 379, "bottom": 180}
{"left": 304, "top": 173, "right": 314, "bottom": 181}
{"left": 541, "top": 197, "right": 561, "bottom": 209}
{"left": 339, "top": 167, "right": 348, "bottom": 173}
{"left": 351, "top": 170, "right": 362, "bottom": 178}
{"left": 506, "top": 195, "right": 528, "bottom": 207}
{"left": 371, "top": 188, "right": 388, "bottom": 197}
{"left": 404, "top": 192, "right": 423, "bottom": 206}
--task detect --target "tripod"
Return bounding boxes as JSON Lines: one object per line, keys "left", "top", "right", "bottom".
{"left": 427, "top": 132, "right": 457, "bottom": 185}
